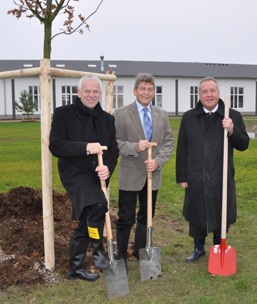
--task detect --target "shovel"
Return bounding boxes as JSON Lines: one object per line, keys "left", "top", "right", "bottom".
{"left": 208, "top": 95, "right": 236, "bottom": 276}
{"left": 97, "top": 148, "right": 129, "bottom": 300}
{"left": 139, "top": 142, "right": 161, "bottom": 281}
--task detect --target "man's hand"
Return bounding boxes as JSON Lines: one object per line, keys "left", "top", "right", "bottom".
{"left": 95, "top": 165, "right": 110, "bottom": 180}
{"left": 222, "top": 117, "right": 234, "bottom": 135}
{"left": 86, "top": 142, "right": 103, "bottom": 155}
{"left": 179, "top": 182, "right": 188, "bottom": 188}
{"left": 144, "top": 159, "right": 158, "bottom": 172}
{"left": 136, "top": 140, "right": 151, "bottom": 152}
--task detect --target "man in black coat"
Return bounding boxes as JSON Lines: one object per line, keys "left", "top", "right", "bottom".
{"left": 176, "top": 76, "right": 249, "bottom": 263}
{"left": 49, "top": 74, "right": 119, "bottom": 281}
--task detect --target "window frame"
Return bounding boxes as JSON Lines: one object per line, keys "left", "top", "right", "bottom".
{"left": 153, "top": 86, "right": 162, "bottom": 108}
{"left": 61, "top": 85, "right": 77, "bottom": 106}
{"left": 230, "top": 86, "right": 244, "bottom": 109}
{"left": 190, "top": 86, "right": 198, "bottom": 108}
{"left": 28, "top": 85, "right": 40, "bottom": 111}
{"left": 113, "top": 85, "right": 124, "bottom": 110}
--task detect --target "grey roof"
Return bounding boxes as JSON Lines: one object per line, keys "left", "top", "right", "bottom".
{"left": 1, "top": 59, "right": 257, "bottom": 79}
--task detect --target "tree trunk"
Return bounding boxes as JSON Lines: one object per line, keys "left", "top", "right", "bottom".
{"left": 43, "top": 21, "right": 52, "bottom": 59}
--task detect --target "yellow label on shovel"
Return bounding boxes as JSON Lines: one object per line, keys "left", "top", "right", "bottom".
{"left": 88, "top": 226, "right": 100, "bottom": 239}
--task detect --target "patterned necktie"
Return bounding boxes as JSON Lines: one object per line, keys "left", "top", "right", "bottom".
{"left": 143, "top": 108, "right": 152, "bottom": 141}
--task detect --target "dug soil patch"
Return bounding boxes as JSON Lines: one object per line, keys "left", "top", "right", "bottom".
{"left": 0, "top": 187, "right": 135, "bottom": 290}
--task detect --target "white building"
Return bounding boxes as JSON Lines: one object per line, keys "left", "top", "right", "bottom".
{"left": 0, "top": 59, "right": 257, "bottom": 119}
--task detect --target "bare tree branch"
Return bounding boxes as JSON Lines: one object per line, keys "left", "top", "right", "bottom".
{"left": 8, "top": 0, "right": 104, "bottom": 58}
{"left": 51, "top": 0, "right": 103, "bottom": 40}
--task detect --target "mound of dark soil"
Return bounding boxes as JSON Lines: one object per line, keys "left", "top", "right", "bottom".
{"left": 0, "top": 187, "right": 130, "bottom": 290}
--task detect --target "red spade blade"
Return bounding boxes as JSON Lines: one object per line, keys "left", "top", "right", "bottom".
{"left": 208, "top": 239, "right": 236, "bottom": 277}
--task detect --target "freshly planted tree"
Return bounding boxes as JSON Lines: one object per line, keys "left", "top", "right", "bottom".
{"left": 6, "top": 0, "right": 105, "bottom": 271}
{"left": 15, "top": 90, "right": 36, "bottom": 120}
{"left": 8, "top": 0, "right": 104, "bottom": 59}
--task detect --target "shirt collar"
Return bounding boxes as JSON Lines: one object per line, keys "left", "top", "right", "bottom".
{"left": 203, "top": 103, "right": 219, "bottom": 114}
{"left": 136, "top": 100, "right": 151, "bottom": 113}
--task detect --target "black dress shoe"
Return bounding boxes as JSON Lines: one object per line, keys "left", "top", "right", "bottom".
{"left": 186, "top": 249, "right": 205, "bottom": 263}
{"left": 68, "top": 269, "right": 99, "bottom": 281}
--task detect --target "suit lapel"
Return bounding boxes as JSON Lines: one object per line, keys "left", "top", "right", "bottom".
{"left": 150, "top": 105, "right": 159, "bottom": 141}
{"left": 129, "top": 101, "right": 145, "bottom": 139}
{"left": 127, "top": 102, "right": 160, "bottom": 141}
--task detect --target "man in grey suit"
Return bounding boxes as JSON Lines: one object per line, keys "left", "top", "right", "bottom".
{"left": 114, "top": 73, "right": 174, "bottom": 269}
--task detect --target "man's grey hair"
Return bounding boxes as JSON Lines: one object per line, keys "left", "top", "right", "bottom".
{"left": 78, "top": 74, "right": 102, "bottom": 91}
{"left": 134, "top": 73, "right": 155, "bottom": 90}
{"left": 199, "top": 76, "right": 219, "bottom": 91}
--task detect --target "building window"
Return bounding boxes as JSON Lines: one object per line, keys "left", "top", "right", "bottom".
{"left": 113, "top": 85, "right": 123, "bottom": 109}
{"left": 153, "top": 86, "right": 162, "bottom": 108}
{"left": 230, "top": 87, "right": 244, "bottom": 109}
{"left": 190, "top": 86, "right": 198, "bottom": 108}
{"left": 62, "top": 86, "right": 77, "bottom": 106}
{"left": 28, "top": 86, "right": 40, "bottom": 111}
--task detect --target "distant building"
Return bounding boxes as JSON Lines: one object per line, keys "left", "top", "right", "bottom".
{"left": 0, "top": 59, "right": 257, "bottom": 119}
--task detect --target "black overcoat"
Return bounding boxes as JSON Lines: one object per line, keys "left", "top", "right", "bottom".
{"left": 176, "top": 99, "right": 249, "bottom": 232}
{"left": 49, "top": 98, "right": 119, "bottom": 219}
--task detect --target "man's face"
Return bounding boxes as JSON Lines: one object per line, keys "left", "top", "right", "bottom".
{"left": 133, "top": 82, "right": 155, "bottom": 107}
{"left": 199, "top": 80, "right": 220, "bottom": 111}
{"left": 78, "top": 80, "right": 102, "bottom": 109}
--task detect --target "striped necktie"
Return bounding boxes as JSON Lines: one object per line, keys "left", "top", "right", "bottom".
{"left": 143, "top": 108, "right": 152, "bottom": 141}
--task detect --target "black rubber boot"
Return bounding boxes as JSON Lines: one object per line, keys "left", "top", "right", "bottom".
{"left": 133, "top": 222, "right": 147, "bottom": 259}
{"left": 68, "top": 236, "right": 99, "bottom": 281}
{"left": 186, "top": 238, "right": 206, "bottom": 263}
{"left": 116, "top": 227, "right": 131, "bottom": 272}
{"left": 88, "top": 220, "right": 110, "bottom": 270}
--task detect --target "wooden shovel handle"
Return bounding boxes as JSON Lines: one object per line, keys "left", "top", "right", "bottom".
{"left": 221, "top": 96, "right": 230, "bottom": 239}
{"left": 147, "top": 142, "right": 157, "bottom": 229}
{"left": 97, "top": 147, "right": 113, "bottom": 242}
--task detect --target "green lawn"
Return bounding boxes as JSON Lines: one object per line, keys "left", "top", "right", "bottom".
{"left": 0, "top": 118, "right": 257, "bottom": 304}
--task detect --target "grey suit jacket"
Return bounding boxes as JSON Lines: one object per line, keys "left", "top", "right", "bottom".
{"left": 114, "top": 101, "right": 174, "bottom": 191}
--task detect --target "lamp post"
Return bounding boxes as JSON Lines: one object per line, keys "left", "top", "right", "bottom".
{"left": 100, "top": 54, "right": 104, "bottom": 72}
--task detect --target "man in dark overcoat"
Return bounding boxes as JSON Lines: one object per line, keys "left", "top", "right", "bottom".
{"left": 49, "top": 74, "right": 119, "bottom": 281}
{"left": 176, "top": 76, "right": 249, "bottom": 263}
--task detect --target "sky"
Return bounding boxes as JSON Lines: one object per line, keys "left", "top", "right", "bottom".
{"left": 1, "top": 0, "right": 257, "bottom": 65}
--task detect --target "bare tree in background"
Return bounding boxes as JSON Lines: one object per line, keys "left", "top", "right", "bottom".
{"left": 8, "top": 0, "right": 104, "bottom": 59}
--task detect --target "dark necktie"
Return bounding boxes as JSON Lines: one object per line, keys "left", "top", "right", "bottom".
{"left": 143, "top": 108, "right": 152, "bottom": 141}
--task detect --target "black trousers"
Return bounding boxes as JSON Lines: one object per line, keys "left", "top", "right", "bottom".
{"left": 72, "top": 202, "right": 107, "bottom": 241}
{"left": 116, "top": 181, "right": 158, "bottom": 231}
{"left": 189, "top": 223, "right": 227, "bottom": 240}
